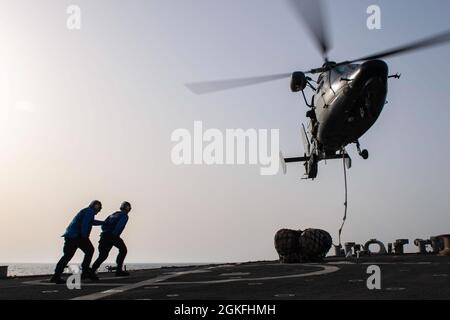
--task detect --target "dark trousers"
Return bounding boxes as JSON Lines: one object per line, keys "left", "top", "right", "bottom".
{"left": 92, "top": 235, "right": 127, "bottom": 272}
{"left": 54, "top": 237, "right": 94, "bottom": 276}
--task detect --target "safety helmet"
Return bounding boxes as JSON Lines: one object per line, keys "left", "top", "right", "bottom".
{"left": 89, "top": 200, "right": 102, "bottom": 209}
{"left": 120, "top": 201, "right": 131, "bottom": 211}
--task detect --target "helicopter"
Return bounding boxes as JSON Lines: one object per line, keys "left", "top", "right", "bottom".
{"left": 185, "top": 0, "right": 450, "bottom": 179}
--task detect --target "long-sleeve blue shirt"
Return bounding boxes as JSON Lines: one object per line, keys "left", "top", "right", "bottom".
{"left": 63, "top": 207, "right": 103, "bottom": 238}
{"left": 101, "top": 211, "right": 129, "bottom": 237}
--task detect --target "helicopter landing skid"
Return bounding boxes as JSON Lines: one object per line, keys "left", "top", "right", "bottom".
{"left": 282, "top": 153, "right": 351, "bottom": 180}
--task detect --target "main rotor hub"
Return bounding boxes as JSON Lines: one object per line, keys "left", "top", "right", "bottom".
{"left": 322, "top": 61, "right": 336, "bottom": 70}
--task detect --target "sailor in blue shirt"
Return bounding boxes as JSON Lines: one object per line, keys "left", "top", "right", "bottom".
{"left": 92, "top": 201, "right": 132, "bottom": 277}
{"left": 50, "top": 200, "right": 104, "bottom": 284}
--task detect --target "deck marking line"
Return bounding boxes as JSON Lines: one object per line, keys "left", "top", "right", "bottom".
{"left": 23, "top": 264, "right": 339, "bottom": 300}
{"left": 23, "top": 279, "right": 129, "bottom": 287}
{"left": 144, "top": 264, "right": 340, "bottom": 286}
{"left": 71, "top": 269, "right": 205, "bottom": 300}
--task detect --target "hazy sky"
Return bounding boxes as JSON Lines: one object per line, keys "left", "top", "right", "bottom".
{"left": 1, "top": 0, "right": 449, "bottom": 263}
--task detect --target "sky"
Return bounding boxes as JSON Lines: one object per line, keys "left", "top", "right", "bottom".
{"left": 0, "top": 0, "right": 449, "bottom": 263}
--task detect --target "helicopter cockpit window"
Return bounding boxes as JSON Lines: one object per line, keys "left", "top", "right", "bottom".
{"left": 335, "top": 65, "right": 347, "bottom": 74}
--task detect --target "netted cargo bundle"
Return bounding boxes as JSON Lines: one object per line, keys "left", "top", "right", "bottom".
{"left": 298, "top": 228, "right": 332, "bottom": 262}
{"left": 279, "top": 252, "right": 302, "bottom": 264}
{"left": 274, "top": 229, "right": 302, "bottom": 263}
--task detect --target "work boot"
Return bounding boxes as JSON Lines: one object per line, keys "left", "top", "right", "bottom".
{"left": 89, "top": 272, "right": 100, "bottom": 281}
{"left": 81, "top": 269, "right": 100, "bottom": 281}
{"left": 49, "top": 275, "right": 65, "bottom": 284}
{"left": 115, "top": 270, "right": 130, "bottom": 277}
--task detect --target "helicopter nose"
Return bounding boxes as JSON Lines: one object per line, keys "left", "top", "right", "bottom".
{"left": 360, "top": 60, "right": 388, "bottom": 79}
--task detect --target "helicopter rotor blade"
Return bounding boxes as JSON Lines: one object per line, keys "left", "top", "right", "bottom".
{"left": 185, "top": 73, "right": 292, "bottom": 95}
{"left": 335, "top": 30, "right": 450, "bottom": 67}
{"left": 285, "top": 0, "right": 331, "bottom": 60}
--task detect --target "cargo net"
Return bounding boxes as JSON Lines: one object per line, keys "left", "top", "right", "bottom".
{"left": 274, "top": 228, "right": 332, "bottom": 263}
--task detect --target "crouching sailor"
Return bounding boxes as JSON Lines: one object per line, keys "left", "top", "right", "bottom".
{"left": 50, "top": 200, "right": 104, "bottom": 284}
{"left": 91, "top": 201, "right": 132, "bottom": 277}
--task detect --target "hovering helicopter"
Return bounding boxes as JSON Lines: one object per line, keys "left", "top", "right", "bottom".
{"left": 186, "top": 0, "right": 450, "bottom": 179}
